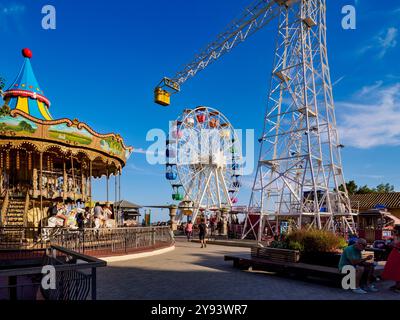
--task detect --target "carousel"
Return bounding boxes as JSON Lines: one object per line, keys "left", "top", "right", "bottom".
{"left": 0, "top": 48, "right": 132, "bottom": 231}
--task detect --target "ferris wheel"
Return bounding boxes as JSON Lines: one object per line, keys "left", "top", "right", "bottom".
{"left": 166, "top": 106, "right": 242, "bottom": 223}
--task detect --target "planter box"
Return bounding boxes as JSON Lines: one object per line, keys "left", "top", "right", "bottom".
{"left": 300, "top": 252, "right": 341, "bottom": 268}
{"left": 251, "top": 247, "right": 300, "bottom": 263}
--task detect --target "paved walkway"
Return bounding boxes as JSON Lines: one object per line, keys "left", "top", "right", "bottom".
{"left": 97, "top": 239, "right": 400, "bottom": 300}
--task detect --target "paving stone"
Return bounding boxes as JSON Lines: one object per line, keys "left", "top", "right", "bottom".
{"left": 97, "top": 239, "right": 400, "bottom": 300}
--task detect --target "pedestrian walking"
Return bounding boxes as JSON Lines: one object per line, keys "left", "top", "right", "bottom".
{"left": 199, "top": 219, "right": 207, "bottom": 248}
{"left": 185, "top": 220, "right": 193, "bottom": 241}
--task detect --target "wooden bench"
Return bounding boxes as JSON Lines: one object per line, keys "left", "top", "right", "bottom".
{"left": 225, "top": 245, "right": 384, "bottom": 286}
{"left": 251, "top": 247, "right": 300, "bottom": 263}
{"left": 225, "top": 253, "right": 343, "bottom": 286}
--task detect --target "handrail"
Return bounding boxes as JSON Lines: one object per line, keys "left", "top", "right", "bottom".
{"left": 0, "top": 226, "right": 174, "bottom": 254}
{"left": 0, "top": 245, "right": 106, "bottom": 300}
{"left": 0, "top": 189, "right": 9, "bottom": 227}
{"left": 0, "top": 246, "right": 106, "bottom": 277}
{"left": 23, "top": 191, "right": 30, "bottom": 228}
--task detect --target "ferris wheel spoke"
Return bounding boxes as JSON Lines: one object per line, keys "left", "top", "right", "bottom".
{"left": 214, "top": 168, "right": 222, "bottom": 208}
{"left": 218, "top": 168, "right": 233, "bottom": 207}
{"left": 179, "top": 165, "right": 206, "bottom": 192}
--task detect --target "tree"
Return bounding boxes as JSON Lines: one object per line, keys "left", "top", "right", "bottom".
{"left": 376, "top": 183, "right": 394, "bottom": 193}
{"left": 0, "top": 77, "right": 6, "bottom": 108}
{"left": 0, "top": 77, "right": 5, "bottom": 91}
{"left": 339, "top": 180, "right": 358, "bottom": 195}
{"left": 356, "top": 185, "right": 376, "bottom": 194}
{"left": 340, "top": 181, "right": 396, "bottom": 194}
{"left": 18, "top": 121, "right": 34, "bottom": 133}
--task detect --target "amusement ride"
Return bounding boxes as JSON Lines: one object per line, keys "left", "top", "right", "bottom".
{"left": 0, "top": 48, "right": 132, "bottom": 236}
{"left": 154, "top": 0, "right": 357, "bottom": 240}
{"left": 165, "top": 106, "right": 242, "bottom": 224}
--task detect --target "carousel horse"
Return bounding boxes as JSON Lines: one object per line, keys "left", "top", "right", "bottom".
{"left": 41, "top": 215, "right": 65, "bottom": 241}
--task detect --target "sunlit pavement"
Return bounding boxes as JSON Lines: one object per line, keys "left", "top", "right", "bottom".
{"left": 97, "top": 239, "right": 400, "bottom": 300}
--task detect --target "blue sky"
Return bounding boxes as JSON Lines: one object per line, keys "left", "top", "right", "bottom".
{"left": 1, "top": 0, "right": 399, "bottom": 222}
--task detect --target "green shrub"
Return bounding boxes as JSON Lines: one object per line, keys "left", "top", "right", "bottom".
{"left": 338, "top": 237, "right": 348, "bottom": 250}
{"left": 288, "top": 240, "right": 304, "bottom": 252}
{"left": 285, "top": 229, "right": 346, "bottom": 253}
{"left": 269, "top": 240, "right": 289, "bottom": 249}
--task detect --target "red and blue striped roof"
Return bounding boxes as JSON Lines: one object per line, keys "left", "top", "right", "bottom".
{"left": 3, "top": 48, "right": 53, "bottom": 120}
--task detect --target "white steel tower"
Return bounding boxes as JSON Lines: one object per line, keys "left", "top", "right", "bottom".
{"left": 243, "top": 0, "right": 356, "bottom": 240}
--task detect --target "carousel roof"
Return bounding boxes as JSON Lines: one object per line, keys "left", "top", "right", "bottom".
{"left": 3, "top": 48, "right": 53, "bottom": 121}
{"left": 0, "top": 48, "right": 133, "bottom": 172}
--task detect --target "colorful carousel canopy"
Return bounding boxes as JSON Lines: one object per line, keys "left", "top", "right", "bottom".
{"left": 3, "top": 48, "right": 53, "bottom": 121}
{"left": 0, "top": 48, "right": 133, "bottom": 176}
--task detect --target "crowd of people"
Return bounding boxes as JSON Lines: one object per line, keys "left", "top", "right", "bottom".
{"left": 46, "top": 201, "right": 116, "bottom": 229}
{"left": 181, "top": 214, "right": 241, "bottom": 241}
{"left": 182, "top": 215, "right": 242, "bottom": 248}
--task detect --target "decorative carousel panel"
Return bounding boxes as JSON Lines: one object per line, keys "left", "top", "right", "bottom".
{"left": 0, "top": 114, "right": 38, "bottom": 136}
{"left": 46, "top": 123, "right": 93, "bottom": 145}
{"left": 0, "top": 108, "right": 133, "bottom": 166}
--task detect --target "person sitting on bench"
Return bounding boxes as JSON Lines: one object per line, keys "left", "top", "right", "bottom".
{"left": 338, "top": 238, "right": 378, "bottom": 294}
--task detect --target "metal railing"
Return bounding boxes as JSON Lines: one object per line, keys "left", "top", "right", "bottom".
{"left": 50, "top": 226, "right": 174, "bottom": 256}
{"left": 0, "top": 245, "right": 106, "bottom": 300}
{"left": 0, "top": 226, "right": 175, "bottom": 256}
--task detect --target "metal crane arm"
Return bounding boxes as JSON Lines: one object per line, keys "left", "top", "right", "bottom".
{"left": 155, "top": 0, "right": 291, "bottom": 104}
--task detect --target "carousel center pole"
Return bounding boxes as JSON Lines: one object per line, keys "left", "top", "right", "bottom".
{"left": 39, "top": 151, "right": 43, "bottom": 227}
{"left": 114, "top": 170, "right": 117, "bottom": 225}
{"left": 106, "top": 167, "right": 109, "bottom": 203}
{"left": 63, "top": 160, "right": 67, "bottom": 202}
{"left": 119, "top": 169, "right": 121, "bottom": 226}
{"left": 89, "top": 160, "right": 92, "bottom": 209}
{"left": 71, "top": 154, "right": 76, "bottom": 203}
{"left": 118, "top": 169, "right": 121, "bottom": 203}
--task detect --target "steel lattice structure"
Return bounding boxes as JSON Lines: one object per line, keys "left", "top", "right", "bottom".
{"left": 243, "top": 0, "right": 356, "bottom": 241}
{"left": 155, "top": 0, "right": 357, "bottom": 239}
